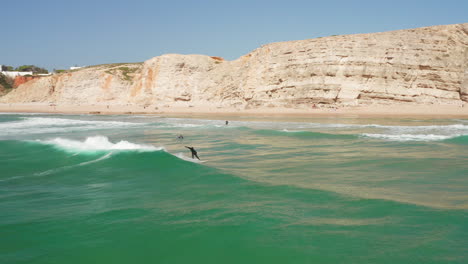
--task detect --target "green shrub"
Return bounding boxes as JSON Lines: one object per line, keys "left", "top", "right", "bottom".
{"left": 0, "top": 73, "right": 13, "bottom": 89}
{"left": 16, "top": 65, "right": 49, "bottom": 74}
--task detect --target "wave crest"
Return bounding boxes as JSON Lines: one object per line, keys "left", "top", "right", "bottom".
{"left": 37, "top": 136, "right": 163, "bottom": 152}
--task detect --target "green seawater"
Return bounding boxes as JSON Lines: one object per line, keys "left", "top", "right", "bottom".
{"left": 0, "top": 113, "right": 467, "bottom": 263}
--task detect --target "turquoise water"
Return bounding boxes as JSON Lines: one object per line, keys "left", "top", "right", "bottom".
{"left": 0, "top": 113, "right": 467, "bottom": 263}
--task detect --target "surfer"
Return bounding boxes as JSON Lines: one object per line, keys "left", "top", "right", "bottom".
{"left": 185, "top": 146, "right": 200, "bottom": 160}
{"left": 177, "top": 134, "right": 184, "bottom": 140}
{"left": 225, "top": 120, "right": 229, "bottom": 125}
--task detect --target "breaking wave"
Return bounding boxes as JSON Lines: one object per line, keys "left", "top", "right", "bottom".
{"left": 35, "top": 136, "right": 163, "bottom": 152}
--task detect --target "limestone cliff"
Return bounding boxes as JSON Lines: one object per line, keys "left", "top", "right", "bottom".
{"left": 1, "top": 23, "right": 467, "bottom": 108}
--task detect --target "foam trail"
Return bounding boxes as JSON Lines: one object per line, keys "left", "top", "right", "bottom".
{"left": 37, "top": 136, "right": 163, "bottom": 152}
{"left": 1, "top": 152, "right": 114, "bottom": 182}
{"left": 34, "top": 152, "right": 114, "bottom": 177}
{"left": 0, "top": 176, "right": 25, "bottom": 182}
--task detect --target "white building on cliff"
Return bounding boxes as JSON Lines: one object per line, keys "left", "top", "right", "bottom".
{"left": 70, "top": 66, "right": 86, "bottom": 70}
{"left": 0, "top": 65, "right": 33, "bottom": 77}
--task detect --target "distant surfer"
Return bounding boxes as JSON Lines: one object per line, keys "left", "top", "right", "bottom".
{"left": 225, "top": 120, "right": 229, "bottom": 125}
{"left": 177, "top": 134, "right": 184, "bottom": 140}
{"left": 185, "top": 146, "right": 200, "bottom": 160}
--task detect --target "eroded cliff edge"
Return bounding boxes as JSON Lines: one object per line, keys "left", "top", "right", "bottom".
{"left": 1, "top": 23, "right": 467, "bottom": 110}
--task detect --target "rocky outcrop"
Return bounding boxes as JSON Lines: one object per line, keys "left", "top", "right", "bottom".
{"left": 1, "top": 23, "right": 467, "bottom": 108}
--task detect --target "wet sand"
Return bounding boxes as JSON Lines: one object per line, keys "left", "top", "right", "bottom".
{"left": 0, "top": 103, "right": 467, "bottom": 118}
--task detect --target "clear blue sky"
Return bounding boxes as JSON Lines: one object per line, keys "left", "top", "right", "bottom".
{"left": 1, "top": 0, "right": 467, "bottom": 71}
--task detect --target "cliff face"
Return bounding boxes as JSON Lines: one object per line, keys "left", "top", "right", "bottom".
{"left": 13, "top": 76, "right": 43, "bottom": 88}
{"left": 1, "top": 23, "right": 467, "bottom": 108}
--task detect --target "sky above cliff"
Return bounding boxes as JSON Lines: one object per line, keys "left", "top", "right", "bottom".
{"left": 2, "top": 0, "right": 467, "bottom": 71}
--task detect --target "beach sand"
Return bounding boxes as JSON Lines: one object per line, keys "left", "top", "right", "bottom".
{"left": 0, "top": 103, "right": 467, "bottom": 118}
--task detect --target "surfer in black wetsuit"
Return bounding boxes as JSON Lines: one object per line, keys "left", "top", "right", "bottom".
{"left": 185, "top": 146, "right": 200, "bottom": 160}
{"left": 177, "top": 134, "right": 184, "bottom": 140}
{"left": 225, "top": 120, "right": 229, "bottom": 125}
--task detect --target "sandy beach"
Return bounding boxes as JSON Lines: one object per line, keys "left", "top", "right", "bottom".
{"left": 0, "top": 103, "right": 467, "bottom": 118}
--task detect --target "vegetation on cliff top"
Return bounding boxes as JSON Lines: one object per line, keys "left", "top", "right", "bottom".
{"left": 53, "top": 63, "right": 143, "bottom": 79}
{"left": 90, "top": 62, "right": 143, "bottom": 69}
{"left": 0, "top": 73, "right": 14, "bottom": 90}
{"left": 1, "top": 65, "right": 48, "bottom": 74}
{"left": 105, "top": 66, "right": 140, "bottom": 82}
{"left": 0, "top": 73, "right": 14, "bottom": 96}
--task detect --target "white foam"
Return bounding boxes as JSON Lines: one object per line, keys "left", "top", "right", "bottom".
{"left": 4, "top": 117, "right": 139, "bottom": 128}
{"left": 0, "top": 117, "right": 143, "bottom": 135}
{"left": 361, "top": 133, "right": 457, "bottom": 141}
{"left": 304, "top": 123, "right": 468, "bottom": 131}
{"left": 146, "top": 117, "right": 468, "bottom": 135}
{"left": 281, "top": 129, "right": 304, "bottom": 133}
{"left": 278, "top": 122, "right": 468, "bottom": 131}
{"left": 37, "top": 136, "right": 163, "bottom": 152}
{"left": 159, "top": 123, "right": 205, "bottom": 128}
{"left": 381, "top": 124, "right": 468, "bottom": 133}
{"left": 173, "top": 152, "right": 203, "bottom": 163}
{"left": 0, "top": 112, "right": 47, "bottom": 115}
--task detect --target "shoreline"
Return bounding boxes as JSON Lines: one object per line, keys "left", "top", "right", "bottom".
{"left": 0, "top": 103, "right": 467, "bottom": 119}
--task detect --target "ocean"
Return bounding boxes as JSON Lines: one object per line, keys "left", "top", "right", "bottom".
{"left": 1, "top": 113, "right": 467, "bottom": 263}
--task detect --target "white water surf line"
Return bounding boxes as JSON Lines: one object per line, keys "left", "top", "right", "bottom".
{"left": 361, "top": 133, "right": 461, "bottom": 141}
{"left": 0, "top": 117, "right": 146, "bottom": 136}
